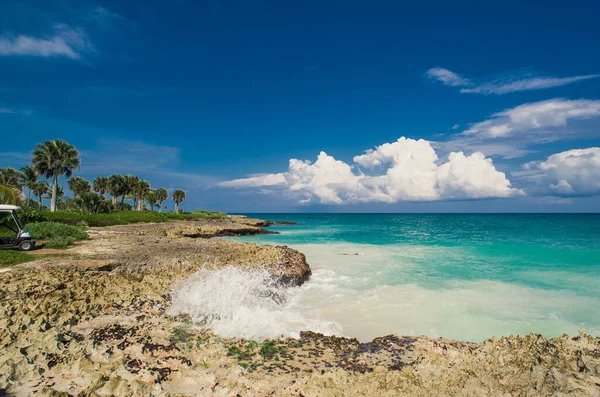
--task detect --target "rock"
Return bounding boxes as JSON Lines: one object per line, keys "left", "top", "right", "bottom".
{"left": 0, "top": 219, "right": 598, "bottom": 396}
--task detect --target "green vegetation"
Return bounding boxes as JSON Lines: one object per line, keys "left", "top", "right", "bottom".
{"left": 46, "top": 236, "right": 77, "bottom": 249}
{"left": 0, "top": 250, "right": 35, "bottom": 267}
{"left": 24, "top": 222, "right": 88, "bottom": 241}
{"left": 32, "top": 139, "right": 81, "bottom": 212}
{"left": 16, "top": 209, "right": 225, "bottom": 227}
{"left": 0, "top": 139, "right": 204, "bottom": 218}
{"left": 170, "top": 327, "right": 195, "bottom": 344}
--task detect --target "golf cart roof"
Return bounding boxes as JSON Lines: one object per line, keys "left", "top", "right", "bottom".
{"left": 0, "top": 205, "right": 21, "bottom": 211}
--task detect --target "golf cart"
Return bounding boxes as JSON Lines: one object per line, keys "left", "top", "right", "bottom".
{"left": 0, "top": 205, "right": 35, "bottom": 251}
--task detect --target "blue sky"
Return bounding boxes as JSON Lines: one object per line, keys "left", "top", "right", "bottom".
{"left": 1, "top": 0, "right": 599, "bottom": 212}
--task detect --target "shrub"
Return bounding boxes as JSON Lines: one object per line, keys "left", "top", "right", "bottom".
{"left": 16, "top": 209, "right": 46, "bottom": 224}
{"left": 46, "top": 236, "right": 76, "bottom": 249}
{"left": 0, "top": 250, "right": 34, "bottom": 267}
{"left": 25, "top": 222, "right": 88, "bottom": 241}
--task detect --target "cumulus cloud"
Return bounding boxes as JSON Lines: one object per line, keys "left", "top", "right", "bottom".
{"left": 219, "top": 137, "right": 522, "bottom": 204}
{"left": 0, "top": 24, "right": 93, "bottom": 59}
{"left": 425, "top": 67, "right": 600, "bottom": 95}
{"left": 462, "top": 99, "right": 600, "bottom": 139}
{"left": 523, "top": 148, "right": 600, "bottom": 196}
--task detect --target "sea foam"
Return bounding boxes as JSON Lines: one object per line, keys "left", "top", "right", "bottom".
{"left": 169, "top": 266, "right": 340, "bottom": 341}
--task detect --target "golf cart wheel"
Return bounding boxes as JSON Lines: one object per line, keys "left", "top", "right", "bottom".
{"left": 18, "top": 240, "right": 34, "bottom": 251}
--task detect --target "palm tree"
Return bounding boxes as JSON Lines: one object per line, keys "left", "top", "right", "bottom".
{"left": 123, "top": 175, "right": 139, "bottom": 204}
{"left": 31, "top": 181, "right": 49, "bottom": 210}
{"left": 32, "top": 139, "right": 80, "bottom": 212}
{"left": 0, "top": 184, "right": 22, "bottom": 205}
{"left": 73, "top": 192, "right": 106, "bottom": 213}
{"left": 68, "top": 176, "right": 91, "bottom": 196}
{"left": 133, "top": 180, "right": 150, "bottom": 211}
{"left": 0, "top": 167, "right": 22, "bottom": 187}
{"left": 172, "top": 189, "right": 186, "bottom": 214}
{"left": 107, "top": 174, "right": 126, "bottom": 205}
{"left": 93, "top": 176, "right": 109, "bottom": 198}
{"left": 19, "top": 166, "right": 38, "bottom": 203}
{"left": 155, "top": 188, "right": 169, "bottom": 212}
{"left": 145, "top": 190, "right": 158, "bottom": 212}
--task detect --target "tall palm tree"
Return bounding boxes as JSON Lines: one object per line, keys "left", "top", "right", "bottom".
{"left": 0, "top": 167, "right": 22, "bottom": 187}
{"left": 31, "top": 181, "right": 49, "bottom": 210}
{"left": 145, "top": 190, "right": 158, "bottom": 212}
{"left": 19, "top": 166, "right": 38, "bottom": 203}
{"left": 155, "top": 188, "right": 169, "bottom": 212}
{"left": 123, "top": 175, "right": 139, "bottom": 204}
{"left": 68, "top": 176, "right": 91, "bottom": 196}
{"left": 32, "top": 139, "right": 81, "bottom": 212}
{"left": 133, "top": 180, "right": 150, "bottom": 211}
{"left": 172, "top": 189, "right": 186, "bottom": 214}
{"left": 0, "top": 184, "right": 22, "bottom": 205}
{"left": 107, "top": 174, "right": 126, "bottom": 205}
{"left": 93, "top": 176, "right": 109, "bottom": 198}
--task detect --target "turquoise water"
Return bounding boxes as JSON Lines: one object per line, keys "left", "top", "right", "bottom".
{"left": 221, "top": 214, "right": 600, "bottom": 342}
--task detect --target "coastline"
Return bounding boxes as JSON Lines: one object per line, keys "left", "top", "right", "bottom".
{"left": 1, "top": 217, "right": 599, "bottom": 396}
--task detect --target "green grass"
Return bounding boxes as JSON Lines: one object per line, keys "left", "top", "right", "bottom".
{"left": 0, "top": 250, "right": 35, "bottom": 267}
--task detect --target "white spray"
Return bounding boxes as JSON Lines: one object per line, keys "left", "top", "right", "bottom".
{"left": 169, "top": 266, "right": 340, "bottom": 341}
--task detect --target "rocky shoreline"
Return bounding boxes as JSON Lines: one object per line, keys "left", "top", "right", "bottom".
{"left": 1, "top": 217, "right": 599, "bottom": 396}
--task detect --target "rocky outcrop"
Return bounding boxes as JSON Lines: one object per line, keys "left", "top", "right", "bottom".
{"left": 0, "top": 219, "right": 599, "bottom": 396}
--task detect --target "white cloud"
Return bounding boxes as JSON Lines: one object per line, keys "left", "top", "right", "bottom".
{"left": 426, "top": 67, "right": 600, "bottom": 95}
{"left": 0, "top": 24, "right": 93, "bottom": 59}
{"left": 460, "top": 74, "right": 600, "bottom": 95}
{"left": 219, "top": 137, "right": 522, "bottom": 204}
{"left": 462, "top": 99, "right": 600, "bottom": 139}
{"left": 425, "top": 68, "right": 471, "bottom": 87}
{"left": 524, "top": 148, "right": 600, "bottom": 197}
{"left": 0, "top": 108, "right": 32, "bottom": 115}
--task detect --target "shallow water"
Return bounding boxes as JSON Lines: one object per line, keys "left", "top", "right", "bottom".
{"left": 174, "top": 214, "right": 600, "bottom": 342}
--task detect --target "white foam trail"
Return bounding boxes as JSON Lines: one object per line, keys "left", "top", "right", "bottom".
{"left": 169, "top": 266, "right": 341, "bottom": 341}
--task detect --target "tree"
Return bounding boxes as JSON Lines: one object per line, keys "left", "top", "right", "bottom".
{"left": 123, "top": 175, "right": 139, "bottom": 204}
{"left": 19, "top": 166, "right": 38, "bottom": 203}
{"left": 172, "top": 189, "right": 186, "bottom": 214}
{"left": 68, "top": 176, "right": 91, "bottom": 196}
{"left": 132, "top": 179, "right": 150, "bottom": 211}
{"left": 73, "top": 192, "right": 110, "bottom": 213}
{"left": 145, "top": 190, "right": 158, "bottom": 212}
{"left": 0, "top": 184, "right": 22, "bottom": 205}
{"left": 155, "top": 188, "right": 169, "bottom": 212}
{"left": 93, "top": 176, "right": 109, "bottom": 198}
{"left": 107, "top": 174, "right": 126, "bottom": 205}
{"left": 0, "top": 167, "right": 22, "bottom": 187}
{"left": 31, "top": 181, "right": 49, "bottom": 210}
{"left": 32, "top": 139, "right": 81, "bottom": 212}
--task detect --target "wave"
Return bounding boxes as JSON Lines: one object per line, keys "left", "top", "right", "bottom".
{"left": 169, "top": 266, "right": 341, "bottom": 341}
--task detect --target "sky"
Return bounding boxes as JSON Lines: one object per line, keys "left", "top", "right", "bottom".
{"left": 1, "top": 0, "right": 599, "bottom": 212}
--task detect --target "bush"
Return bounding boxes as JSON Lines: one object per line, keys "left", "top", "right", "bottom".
{"left": 0, "top": 250, "right": 34, "bottom": 267}
{"left": 46, "top": 236, "right": 76, "bottom": 249}
{"left": 37, "top": 210, "right": 227, "bottom": 227}
{"left": 16, "top": 209, "right": 46, "bottom": 224}
{"left": 25, "top": 222, "right": 88, "bottom": 241}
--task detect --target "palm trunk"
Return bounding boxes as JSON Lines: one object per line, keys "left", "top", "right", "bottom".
{"left": 121, "top": 194, "right": 125, "bottom": 204}
{"left": 137, "top": 197, "right": 142, "bottom": 211}
{"left": 27, "top": 188, "right": 31, "bottom": 203}
{"left": 159, "top": 202, "right": 163, "bottom": 212}
{"left": 112, "top": 196, "right": 117, "bottom": 205}
{"left": 38, "top": 194, "right": 43, "bottom": 210}
{"left": 50, "top": 174, "right": 58, "bottom": 212}
{"left": 175, "top": 202, "right": 179, "bottom": 214}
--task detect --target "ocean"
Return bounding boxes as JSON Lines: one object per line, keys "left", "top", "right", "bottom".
{"left": 170, "top": 214, "right": 600, "bottom": 342}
